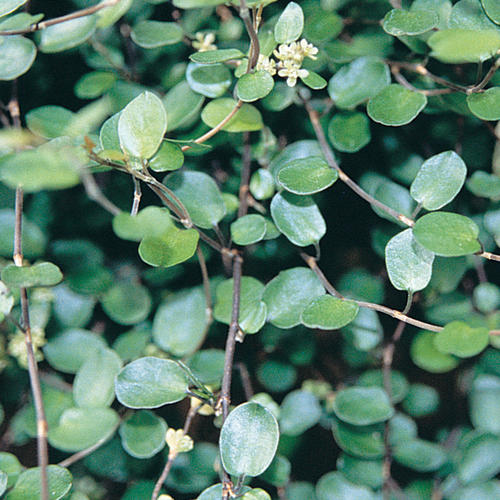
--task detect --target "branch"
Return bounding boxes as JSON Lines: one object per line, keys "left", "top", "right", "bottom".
{"left": 238, "top": 132, "right": 252, "bottom": 218}
{"left": 467, "top": 58, "right": 500, "bottom": 93}
{"left": 196, "top": 245, "right": 213, "bottom": 324}
{"left": 239, "top": 0, "right": 260, "bottom": 72}
{"left": 0, "top": 0, "right": 121, "bottom": 36}
{"left": 81, "top": 170, "right": 121, "bottom": 216}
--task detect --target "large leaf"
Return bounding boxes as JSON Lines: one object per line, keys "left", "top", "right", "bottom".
{"left": 115, "top": 357, "right": 189, "bottom": 408}
{"left": 279, "top": 390, "right": 322, "bottom": 436}
{"left": 271, "top": 191, "right": 326, "bottom": 247}
{"left": 411, "top": 331, "right": 459, "bottom": 373}
{"left": 220, "top": 402, "right": 279, "bottom": 477}
{"left": 467, "top": 87, "right": 500, "bottom": 121}
{"left": 201, "top": 98, "right": 263, "bottom": 132}
{"left": 301, "top": 295, "right": 359, "bottom": 330}
{"left": 385, "top": 228, "right": 434, "bottom": 292}
{"left": 4, "top": 466, "right": 71, "bottom": 500}
{"left": 131, "top": 21, "right": 183, "bottom": 48}
{"left": 1, "top": 262, "right": 63, "bottom": 289}
{"left": 237, "top": 71, "right": 275, "bottom": 102}
{"left": 412, "top": 212, "right": 481, "bottom": 256}
{"left": 410, "top": 151, "right": 467, "bottom": 210}
{"left": 0, "top": 36, "right": 36, "bottom": 81}
{"left": 39, "top": 16, "right": 96, "bottom": 53}
{"left": 433, "top": 320, "right": 489, "bottom": 358}
{"left": 118, "top": 91, "right": 167, "bottom": 159}
{"left": 274, "top": 2, "right": 304, "bottom": 43}
{"left": 316, "top": 471, "right": 376, "bottom": 500}
{"left": 383, "top": 9, "right": 438, "bottom": 35}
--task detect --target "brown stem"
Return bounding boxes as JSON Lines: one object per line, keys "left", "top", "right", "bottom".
{"left": 304, "top": 99, "right": 415, "bottom": 227}
{"left": 81, "top": 171, "right": 121, "bottom": 216}
{"left": 237, "top": 362, "right": 254, "bottom": 400}
{"left": 239, "top": 0, "right": 260, "bottom": 72}
{"left": 238, "top": 132, "right": 252, "bottom": 218}
{"left": 478, "top": 251, "right": 500, "bottom": 262}
{"left": 131, "top": 176, "right": 141, "bottom": 216}
{"left": 0, "top": 0, "right": 121, "bottom": 36}
{"left": 391, "top": 67, "right": 455, "bottom": 96}
{"left": 468, "top": 58, "right": 500, "bottom": 93}
{"left": 196, "top": 245, "right": 213, "bottom": 324}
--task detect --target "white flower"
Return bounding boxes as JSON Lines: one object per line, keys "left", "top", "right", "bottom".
{"left": 166, "top": 428, "right": 194, "bottom": 455}
{"left": 256, "top": 54, "right": 277, "bottom": 76}
{"left": 298, "top": 38, "right": 319, "bottom": 60}
{"left": 193, "top": 32, "right": 217, "bottom": 52}
{"left": 271, "top": 39, "right": 318, "bottom": 86}
{"left": 277, "top": 59, "right": 309, "bottom": 87}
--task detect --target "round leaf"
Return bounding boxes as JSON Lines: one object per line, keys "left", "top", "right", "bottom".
{"left": 412, "top": 212, "right": 481, "bottom": 256}
{"left": 327, "top": 112, "right": 371, "bottom": 153}
{"left": 190, "top": 48, "right": 245, "bottom": 64}
{"left": 383, "top": 9, "right": 438, "bottom": 36}
{"left": 358, "top": 370, "right": 409, "bottom": 404}
{"left": 237, "top": 71, "right": 275, "bottom": 102}
{"left": 1, "top": 262, "right": 63, "bottom": 288}
{"left": 131, "top": 21, "right": 183, "bottom": 48}
{"left": 40, "top": 16, "right": 96, "bottom": 53}
{"left": 4, "top": 466, "right": 71, "bottom": 500}
{"left": 433, "top": 320, "right": 489, "bottom": 358}
{"left": 270, "top": 191, "right": 326, "bottom": 247}
{"left": 331, "top": 418, "right": 384, "bottom": 459}
{"left": 119, "top": 410, "right": 167, "bottom": 459}
{"left": 0, "top": 36, "right": 36, "bottom": 81}
{"left": 301, "top": 71, "right": 327, "bottom": 90}
{"left": 385, "top": 228, "right": 434, "bottom": 292}
{"left": 316, "top": 471, "right": 376, "bottom": 500}
{"left": 333, "top": 387, "right": 394, "bottom": 426}
{"left": 220, "top": 402, "right": 279, "bottom": 477}
{"left": 163, "top": 80, "right": 204, "bottom": 132}
{"left": 118, "top": 91, "right": 167, "bottom": 159}
{"left": 26, "top": 106, "right": 74, "bottom": 139}
{"left": 458, "top": 433, "right": 500, "bottom": 484}
{"left": 101, "top": 281, "right": 152, "bottom": 325}
{"left": 411, "top": 330, "right": 459, "bottom": 373}
{"left": 115, "top": 357, "right": 189, "bottom": 409}
{"left": 482, "top": 0, "right": 500, "bottom": 24}
{"left": 75, "top": 71, "right": 116, "bottom": 99}
{"left": 467, "top": 87, "right": 500, "bottom": 121}
{"left": 367, "top": 84, "right": 427, "bottom": 126}
{"left": 393, "top": 439, "right": 446, "bottom": 472}
{"left": 402, "top": 383, "right": 439, "bottom": 417}
{"left": 274, "top": 2, "right": 304, "bottom": 43}
{"left": 301, "top": 295, "right": 359, "bottom": 330}
{"left": 231, "top": 214, "right": 267, "bottom": 245}
{"left": 470, "top": 374, "right": 500, "bottom": 434}
{"left": 149, "top": 142, "right": 184, "bottom": 172}
{"left": 0, "top": 0, "right": 27, "bottom": 17}
{"left": 277, "top": 157, "right": 338, "bottom": 195}
{"left": 186, "top": 62, "right": 232, "bottom": 98}
{"left": 201, "top": 98, "right": 263, "bottom": 132}
{"left": 279, "top": 390, "right": 322, "bottom": 436}
{"left": 410, "top": 151, "right": 467, "bottom": 210}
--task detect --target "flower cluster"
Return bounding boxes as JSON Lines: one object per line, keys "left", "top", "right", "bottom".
{"left": 192, "top": 32, "right": 217, "bottom": 52}
{"left": 8, "top": 328, "right": 46, "bottom": 368}
{"left": 165, "top": 428, "right": 194, "bottom": 456}
{"left": 257, "top": 38, "right": 319, "bottom": 87}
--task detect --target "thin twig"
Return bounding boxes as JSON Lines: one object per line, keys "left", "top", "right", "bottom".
{"left": 237, "top": 362, "right": 254, "bottom": 400}
{"left": 0, "top": 0, "right": 120, "bottom": 36}
{"left": 304, "top": 98, "right": 415, "bottom": 227}
{"left": 196, "top": 245, "right": 213, "bottom": 323}
{"left": 391, "top": 67, "right": 455, "bottom": 96}
{"left": 478, "top": 251, "right": 500, "bottom": 262}
{"left": 238, "top": 132, "right": 252, "bottom": 218}
{"left": 468, "top": 58, "right": 500, "bottom": 93}
{"left": 131, "top": 176, "right": 141, "bottom": 215}
{"left": 81, "top": 171, "right": 121, "bottom": 216}
{"left": 239, "top": 0, "right": 260, "bottom": 72}
{"left": 88, "top": 37, "right": 133, "bottom": 81}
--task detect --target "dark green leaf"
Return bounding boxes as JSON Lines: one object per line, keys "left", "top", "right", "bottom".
{"left": 393, "top": 439, "right": 446, "bottom": 472}
{"left": 327, "top": 112, "right": 371, "bottom": 153}
{"left": 434, "top": 320, "right": 489, "bottom": 358}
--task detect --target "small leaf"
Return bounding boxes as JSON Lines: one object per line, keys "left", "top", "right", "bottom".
{"left": 163, "top": 80, "right": 204, "bottom": 132}
{"left": 186, "top": 62, "right": 232, "bottom": 98}
{"left": 385, "top": 228, "right": 434, "bottom": 292}
{"left": 118, "top": 91, "right": 167, "bottom": 159}
{"left": 0, "top": 36, "right": 36, "bottom": 81}
{"left": 119, "top": 410, "right": 167, "bottom": 459}
{"left": 115, "top": 357, "right": 189, "bottom": 409}
{"left": 327, "top": 112, "right": 371, "bottom": 153}
{"left": 412, "top": 212, "right": 481, "bottom": 256}
{"left": 393, "top": 439, "right": 446, "bottom": 472}
{"left": 367, "top": 84, "right": 427, "bottom": 126}
{"left": 75, "top": 71, "right": 116, "bottom": 99}
{"left": 40, "top": 16, "right": 96, "bottom": 53}
{"left": 149, "top": 141, "right": 184, "bottom": 172}
{"left": 402, "top": 383, "right": 439, "bottom": 417}
{"left": 274, "top": 2, "right": 304, "bottom": 43}
{"left": 301, "top": 295, "right": 359, "bottom": 330}
{"left": 470, "top": 374, "right": 500, "bottom": 434}
{"left": 131, "top": 21, "right": 183, "bottom": 48}
{"left": 190, "top": 48, "right": 245, "bottom": 64}
{"left": 467, "top": 87, "right": 500, "bottom": 121}
{"left": 433, "top": 321, "right": 489, "bottom": 358}
{"left": 201, "top": 98, "right": 263, "bottom": 132}
{"left": 411, "top": 331, "right": 459, "bottom": 373}
{"left": 332, "top": 418, "right": 384, "bottom": 459}
{"left": 250, "top": 168, "right": 275, "bottom": 200}
{"left": 428, "top": 28, "right": 500, "bottom": 63}
{"left": 457, "top": 433, "right": 500, "bottom": 484}
{"left": 237, "top": 71, "right": 275, "bottom": 102}
{"left": 482, "top": 0, "right": 500, "bottom": 24}
{"left": 4, "top": 466, "right": 72, "bottom": 500}
{"left": 358, "top": 370, "right": 409, "bottom": 404}
{"left": 112, "top": 206, "right": 174, "bottom": 242}
{"left": 467, "top": 171, "right": 500, "bottom": 199}
{"left": 383, "top": 9, "right": 438, "bottom": 36}
{"left": 410, "top": 151, "right": 467, "bottom": 210}
{"left": 101, "top": 281, "right": 152, "bottom": 325}
{"left": 332, "top": 387, "right": 394, "bottom": 426}
{"left": 220, "top": 402, "right": 279, "bottom": 477}
{"left": 316, "top": 471, "right": 376, "bottom": 500}
{"left": 1, "top": 262, "right": 63, "bottom": 288}
{"left": 277, "top": 156, "right": 338, "bottom": 195}
{"left": 0, "top": 0, "right": 27, "bottom": 17}
{"left": 231, "top": 214, "right": 267, "bottom": 245}
{"left": 279, "top": 390, "right": 322, "bottom": 436}
{"left": 300, "top": 71, "right": 327, "bottom": 90}
{"left": 271, "top": 191, "right": 326, "bottom": 247}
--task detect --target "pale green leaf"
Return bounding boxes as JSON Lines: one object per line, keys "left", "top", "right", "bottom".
{"left": 467, "top": 87, "right": 500, "bottom": 121}
{"left": 434, "top": 320, "right": 489, "bottom": 358}
{"left": 274, "top": 2, "right": 304, "bottom": 43}
{"left": 40, "top": 16, "right": 96, "bottom": 53}
{"left": 0, "top": 36, "right": 36, "bottom": 81}
{"left": 301, "top": 295, "right": 359, "bottom": 330}
{"left": 201, "top": 98, "right": 263, "bottom": 132}
{"left": 131, "top": 21, "right": 183, "bottom": 49}
{"left": 237, "top": 71, "right": 275, "bottom": 102}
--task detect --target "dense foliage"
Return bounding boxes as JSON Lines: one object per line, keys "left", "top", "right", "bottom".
{"left": 0, "top": 0, "right": 500, "bottom": 499}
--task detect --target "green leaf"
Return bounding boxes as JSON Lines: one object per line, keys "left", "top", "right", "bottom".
{"left": 269, "top": 140, "right": 323, "bottom": 182}
{"left": 214, "top": 277, "right": 267, "bottom": 334}
{"left": 274, "top": 2, "right": 304, "bottom": 43}
{"left": 333, "top": 387, "right": 394, "bottom": 426}
{"left": 152, "top": 287, "right": 207, "bottom": 356}
{"left": 433, "top": 320, "right": 489, "bottom": 358}
{"left": 0, "top": 0, "right": 27, "bottom": 17}
{"left": 410, "top": 151, "right": 467, "bottom": 210}
{"left": 40, "top": 16, "right": 96, "bottom": 53}
{"left": 118, "top": 91, "right": 167, "bottom": 159}
{"left": 482, "top": 0, "right": 500, "bottom": 24}
{"left": 44, "top": 329, "right": 107, "bottom": 374}
{"left": 0, "top": 209, "right": 45, "bottom": 259}
{"left": 327, "top": 112, "right": 371, "bottom": 153}
{"left": 458, "top": 433, "right": 500, "bottom": 484}
{"left": 402, "top": 383, "right": 439, "bottom": 417}
{"left": 0, "top": 453, "right": 22, "bottom": 489}
{"left": 301, "top": 295, "right": 359, "bottom": 330}
{"left": 48, "top": 407, "right": 118, "bottom": 452}
{"left": 220, "top": 402, "right": 279, "bottom": 477}
{"left": 0, "top": 36, "right": 36, "bottom": 81}
{"left": 52, "top": 283, "right": 95, "bottom": 328}
{"left": 201, "top": 98, "right": 263, "bottom": 132}
{"left": 112, "top": 327, "right": 151, "bottom": 363}
{"left": 385, "top": 228, "right": 434, "bottom": 292}
{"left": 277, "top": 157, "right": 338, "bottom": 195}
{"left": 73, "top": 347, "right": 123, "bottom": 408}
{"left": 113, "top": 206, "right": 174, "bottom": 242}
{"left": 149, "top": 141, "right": 184, "bottom": 172}
{"left": 257, "top": 361, "right": 296, "bottom": 393}
{"left": 279, "top": 390, "right": 321, "bottom": 436}
{"left": 270, "top": 191, "right": 326, "bottom": 247}
{"left": 96, "top": 0, "right": 133, "bottom": 28}
{"left": 470, "top": 374, "right": 500, "bottom": 434}
{"left": 115, "top": 357, "right": 189, "bottom": 408}
{"left": 411, "top": 330, "right": 460, "bottom": 373}
{"left": 449, "top": 0, "right": 498, "bottom": 30}
{"left": 467, "top": 171, "right": 500, "bottom": 199}
{"left": 131, "top": 21, "right": 183, "bottom": 48}
{"left": 1, "top": 262, "right": 63, "bottom": 288}
{"left": 186, "top": 62, "right": 232, "bottom": 98}
{"left": 316, "top": 471, "right": 376, "bottom": 500}
{"left": 163, "top": 80, "right": 204, "bottom": 132}
{"left": 237, "top": 71, "right": 275, "bottom": 102}
{"left": 367, "top": 84, "right": 427, "bottom": 126}
{"left": 198, "top": 484, "right": 252, "bottom": 500}
{"left": 119, "top": 410, "right": 167, "bottom": 459}
{"left": 4, "top": 466, "right": 72, "bottom": 500}
{"left": 328, "top": 57, "right": 390, "bottom": 110}
{"left": 231, "top": 214, "right": 267, "bottom": 245}
{"left": 263, "top": 267, "right": 324, "bottom": 328}
{"left": 383, "top": 9, "right": 438, "bottom": 36}
{"left": 187, "top": 349, "right": 225, "bottom": 387}
{"left": 428, "top": 29, "right": 500, "bottom": 63}
{"left": 241, "top": 489, "right": 271, "bottom": 500}
{"left": 250, "top": 169, "right": 275, "bottom": 200}
{"left": 412, "top": 212, "right": 481, "bottom": 256}
{"left": 101, "top": 281, "right": 152, "bottom": 325}
{"left": 300, "top": 71, "right": 327, "bottom": 90}
{"left": 393, "top": 439, "right": 446, "bottom": 472}
{"left": 337, "top": 454, "right": 383, "bottom": 490}
{"left": 0, "top": 470, "right": 6, "bottom": 496}
{"left": 75, "top": 71, "right": 117, "bottom": 99}
{"left": 467, "top": 87, "right": 500, "bottom": 121}
{"left": 190, "top": 48, "right": 245, "bottom": 64}
{"left": 164, "top": 170, "right": 226, "bottom": 229}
